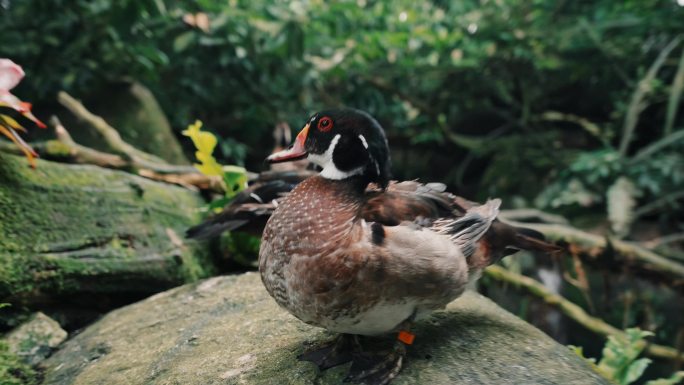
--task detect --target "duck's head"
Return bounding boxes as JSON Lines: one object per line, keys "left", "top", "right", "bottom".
{"left": 267, "top": 108, "right": 391, "bottom": 189}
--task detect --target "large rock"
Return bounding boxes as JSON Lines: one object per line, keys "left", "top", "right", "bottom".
{"left": 4, "top": 312, "right": 67, "bottom": 365}
{"left": 42, "top": 272, "right": 609, "bottom": 385}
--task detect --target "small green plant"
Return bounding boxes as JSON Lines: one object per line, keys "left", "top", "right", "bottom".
{"left": 183, "top": 120, "right": 260, "bottom": 265}
{"left": 571, "top": 328, "right": 684, "bottom": 385}
{"left": 182, "top": 119, "right": 248, "bottom": 210}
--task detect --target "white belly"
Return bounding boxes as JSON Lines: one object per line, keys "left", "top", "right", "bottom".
{"left": 320, "top": 301, "right": 422, "bottom": 336}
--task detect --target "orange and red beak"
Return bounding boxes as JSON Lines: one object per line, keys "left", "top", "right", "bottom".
{"left": 266, "top": 123, "right": 310, "bottom": 163}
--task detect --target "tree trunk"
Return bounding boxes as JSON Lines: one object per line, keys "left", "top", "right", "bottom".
{"left": 0, "top": 153, "right": 213, "bottom": 307}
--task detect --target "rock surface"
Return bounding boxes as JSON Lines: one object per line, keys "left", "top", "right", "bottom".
{"left": 42, "top": 272, "right": 610, "bottom": 385}
{"left": 5, "top": 312, "right": 67, "bottom": 366}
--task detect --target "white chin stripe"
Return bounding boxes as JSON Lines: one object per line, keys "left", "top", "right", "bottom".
{"left": 308, "top": 134, "right": 364, "bottom": 180}
{"left": 358, "top": 134, "right": 369, "bottom": 149}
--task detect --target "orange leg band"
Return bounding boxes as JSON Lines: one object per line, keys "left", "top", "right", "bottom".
{"left": 397, "top": 330, "right": 415, "bottom": 345}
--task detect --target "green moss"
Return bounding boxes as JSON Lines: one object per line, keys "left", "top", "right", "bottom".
{"left": 0, "top": 340, "right": 38, "bottom": 385}
{"left": 0, "top": 153, "right": 214, "bottom": 301}
{"left": 43, "top": 141, "right": 71, "bottom": 158}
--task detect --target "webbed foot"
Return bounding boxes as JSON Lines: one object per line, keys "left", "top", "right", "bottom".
{"left": 298, "top": 333, "right": 357, "bottom": 370}
{"left": 344, "top": 340, "right": 406, "bottom": 385}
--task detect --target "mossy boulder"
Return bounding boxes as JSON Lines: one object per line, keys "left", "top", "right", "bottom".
{"left": 0, "top": 153, "right": 213, "bottom": 306}
{"left": 4, "top": 312, "right": 67, "bottom": 366}
{"left": 41, "top": 272, "right": 610, "bottom": 385}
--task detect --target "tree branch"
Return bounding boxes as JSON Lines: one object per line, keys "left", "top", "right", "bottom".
{"left": 499, "top": 209, "right": 570, "bottom": 225}
{"left": 502, "top": 221, "right": 684, "bottom": 290}
{"left": 0, "top": 115, "right": 224, "bottom": 193}
{"left": 57, "top": 91, "right": 195, "bottom": 174}
{"left": 485, "top": 265, "right": 684, "bottom": 362}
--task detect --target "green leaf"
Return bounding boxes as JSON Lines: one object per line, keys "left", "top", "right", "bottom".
{"left": 182, "top": 120, "right": 224, "bottom": 176}
{"left": 173, "top": 31, "right": 196, "bottom": 52}
{"left": 622, "top": 358, "right": 651, "bottom": 385}
{"left": 597, "top": 329, "right": 654, "bottom": 385}
{"left": 207, "top": 196, "right": 232, "bottom": 214}
{"left": 222, "top": 165, "right": 248, "bottom": 198}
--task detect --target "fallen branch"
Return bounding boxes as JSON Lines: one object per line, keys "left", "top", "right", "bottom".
{"left": 539, "top": 111, "right": 604, "bottom": 142}
{"left": 502, "top": 221, "right": 684, "bottom": 290}
{"left": 55, "top": 93, "right": 231, "bottom": 192}
{"left": 633, "top": 190, "right": 684, "bottom": 219}
{"left": 485, "top": 265, "right": 684, "bottom": 362}
{"left": 0, "top": 115, "right": 224, "bottom": 193}
{"left": 57, "top": 92, "right": 162, "bottom": 162}
{"left": 57, "top": 91, "right": 193, "bottom": 174}
{"left": 138, "top": 169, "right": 223, "bottom": 191}
{"left": 647, "top": 233, "right": 684, "bottom": 248}
{"left": 499, "top": 209, "right": 569, "bottom": 225}
{"left": 50, "top": 116, "right": 129, "bottom": 168}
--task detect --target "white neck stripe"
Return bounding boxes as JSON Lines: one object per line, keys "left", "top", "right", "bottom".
{"left": 308, "top": 134, "right": 364, "bottom": 180}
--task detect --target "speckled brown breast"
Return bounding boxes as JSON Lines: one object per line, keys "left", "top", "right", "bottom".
{"left": 259, "top": 176, "right": 372, "bottom": 326}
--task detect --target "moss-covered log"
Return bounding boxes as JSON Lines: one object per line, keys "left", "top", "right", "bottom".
{"left": 0, "top": 153, "right": 214, "bottom": 305}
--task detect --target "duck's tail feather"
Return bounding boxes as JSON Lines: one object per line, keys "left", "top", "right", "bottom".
{"left": 185, "top": 202, "right": 278, "bottom": 239}
{"left": 185, "top": 178, "right": 296, "bottom": 239}
{"left": 432, "top": 199, "right": 501, "bottom": 257}
{"left": 511, "top": 226, "right": 562, "bottom": 254}
{"left": 186, "top": 220, "right": 246, "bottom": 240}
{"left": 487, "top": 223, "right": 563, "bottom": 265}
{"left": 185, "top": 218, "right": 249, "bottom": 240}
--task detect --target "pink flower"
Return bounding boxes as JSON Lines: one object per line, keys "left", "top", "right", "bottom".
{"left": 0, "top": 58, "right": 46, "bottom": 128}
{"left": 0, "top": 59, "right": 25, "bottom": 91}
{"left": 0, "top": 59, "right": 44, "bottom": 167}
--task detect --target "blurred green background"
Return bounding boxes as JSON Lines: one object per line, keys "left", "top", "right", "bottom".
{"left": 1, "top": 0, "right": 684, "bottom": 383}
{"left": 3, "top": 0, "right": 682, "bottom": 212}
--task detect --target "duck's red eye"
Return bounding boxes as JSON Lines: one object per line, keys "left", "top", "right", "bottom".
{"left": 317, "top": 117, "right": 333, "bottom": 132}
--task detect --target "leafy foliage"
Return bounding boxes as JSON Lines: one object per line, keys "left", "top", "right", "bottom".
{"left": 182, "top": 119, "right": 248, "bottom": 202}
{"left": 598, "top": 329, "right": 653, "bottom": 385}
{"left": 536, "top": 133, "right": 684, "bottom": 235}
{"left": 183, "top": 119, "right": 257, "bottom": 266}
{"left": 182, "top": 120, "right": 223, "bottom": 176}
{"left": 572, "top": 328, "right": 684, "bottom": 385}
{"left": 2, "top": 1, "right": 683, "bottom": 195}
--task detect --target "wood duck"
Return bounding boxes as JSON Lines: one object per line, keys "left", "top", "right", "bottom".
{"left": 256, "top": 109, "right": 559, "bottom": 385}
